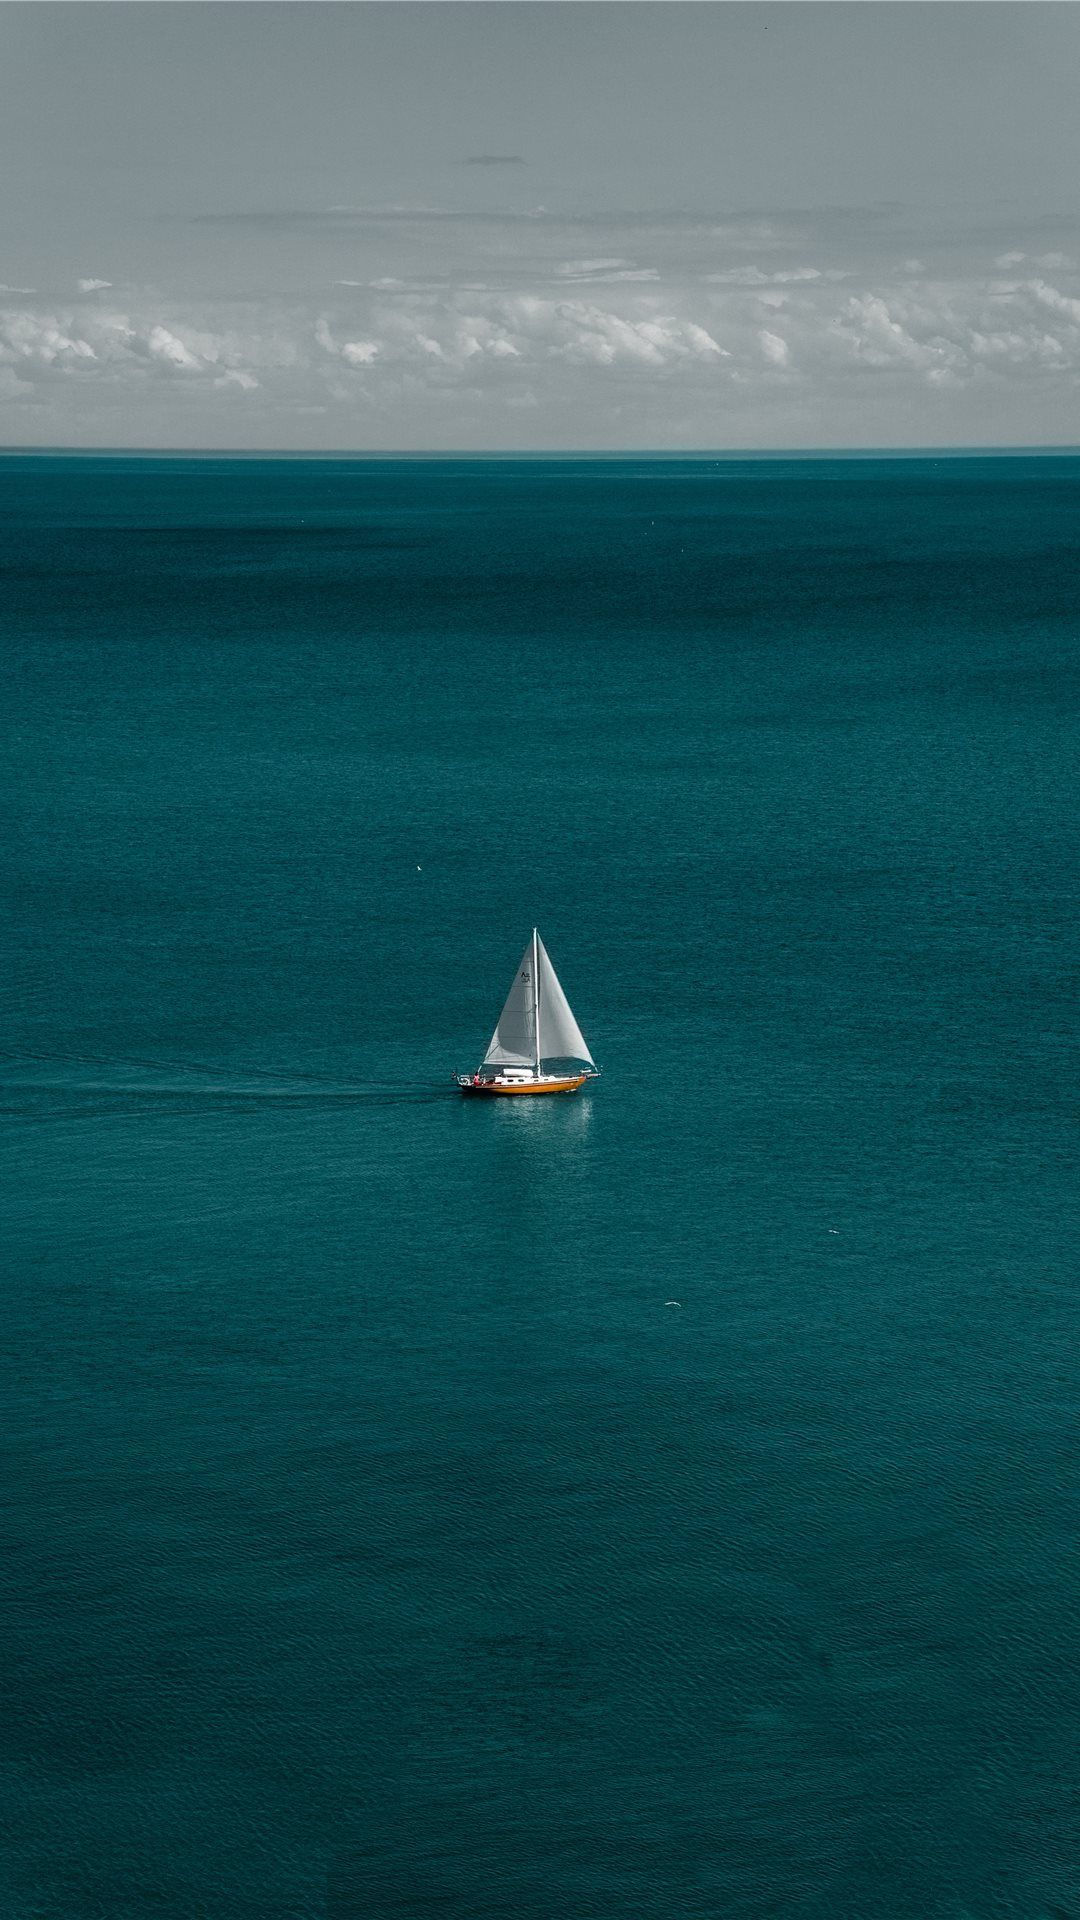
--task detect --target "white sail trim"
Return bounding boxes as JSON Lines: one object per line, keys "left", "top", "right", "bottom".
{"left": 536, "top": 935, "right": 595, "bottom": 1067}
{"left": 482, "top": 941, "right": 537, "bottom": 1068}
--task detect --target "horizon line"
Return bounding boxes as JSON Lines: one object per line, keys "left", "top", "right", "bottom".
{"left": 3, "top": 444, "right": 1080, "bottom": 462}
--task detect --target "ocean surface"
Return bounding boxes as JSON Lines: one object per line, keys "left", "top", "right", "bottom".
{"left": 3, "top": 452, "right": 1080, "bottom": 1920}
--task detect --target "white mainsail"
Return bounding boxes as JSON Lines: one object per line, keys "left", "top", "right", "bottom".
{"left": 483, "top": 940, "right": 538, "bottom": 1068}
{"left": 482, "top": 931, "right": 594, "bottom": 1072}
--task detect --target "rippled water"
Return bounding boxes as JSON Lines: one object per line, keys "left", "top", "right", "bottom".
{"left": 4, "top": 454, "right": 1080, "bottom": 1918}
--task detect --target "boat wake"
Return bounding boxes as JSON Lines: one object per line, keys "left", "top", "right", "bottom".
{"left": 0, "top": 1046, "right": 447, "bottom": 1117}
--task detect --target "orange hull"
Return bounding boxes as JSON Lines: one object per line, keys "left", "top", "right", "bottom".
{"left": 460, "top": 1074, "right": 588, "bottom": 1097}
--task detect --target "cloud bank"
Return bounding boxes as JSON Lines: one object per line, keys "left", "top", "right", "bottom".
{"left": 3, "top": 222, "right": 1080, "bottom": 447}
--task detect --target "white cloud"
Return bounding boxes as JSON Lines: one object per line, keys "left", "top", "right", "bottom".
{"left": 685, "top": 320, "right": 726, "bottom": 355}
{"left": 316, "top": 292, "right": 729, "bottom": 378}
{"left": 214, "top": 369, "right": 259, "bottom": 391}
{"left": 77, "top": 278, "right": 112, "bottom": 294}
{"left": 147, "top": 324, "right": 202, "bottom": 371}
{"left": 968, "top": 328, "right": 1064, "bottom": 366}
{"left": 557, "top": 258, "right": 629, "bottom": 277}
{"left": 536, "top": 301, "right": 724, "bottom": 366}
{"left": 0, "top": 311, "right": 97, "bottom": 369}
{"left": 759, "top": 329, "right": 790, "bottom": 367}
{"left": 1028, "top": 278, "right": 1080, "bottom": 325}
{"left": 706, "top": 266, "right": 842, "bottom": 287}
{"left": 555, "top": 258, "right": 661, "bottom": 284}
{"left": 833, "top": 294, "right": 957, "bottom": 374}
{"left": 708, "top": 267, "right": 778, "bottom": 287}
{"left": 0, "top": 302, "right": 268, "bottom": 397}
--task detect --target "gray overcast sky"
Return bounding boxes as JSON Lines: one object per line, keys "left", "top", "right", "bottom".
{"left": 2, "top": 3, "right": 1079, "bottom": 449}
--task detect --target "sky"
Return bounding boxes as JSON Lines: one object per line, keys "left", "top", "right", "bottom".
{"left": 2, "top": 2, "right": 1080, "bottom": 451}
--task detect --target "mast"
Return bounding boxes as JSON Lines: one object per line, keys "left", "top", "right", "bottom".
{"left": 532, "top": 926, "right": 541, "bottom": 1078}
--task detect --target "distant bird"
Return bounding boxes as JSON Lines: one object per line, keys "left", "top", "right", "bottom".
{"left": 416, "top": 865, "right": 422, "bottom": 872}
{"left": 664, "top": 1300, "right": 682, "bottom": 1307}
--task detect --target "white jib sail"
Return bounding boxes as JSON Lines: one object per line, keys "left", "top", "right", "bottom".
{"left": 482, "top": 933, "right": 595, "bottom": 1072}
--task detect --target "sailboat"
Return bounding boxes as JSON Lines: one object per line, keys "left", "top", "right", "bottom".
{"left": 457, "top": 930, "right": 599, "bottom": 1096}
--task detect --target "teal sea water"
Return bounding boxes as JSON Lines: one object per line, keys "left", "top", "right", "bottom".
{"left": 3, "top": 453, "right": 1080, "bottom": 1919}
